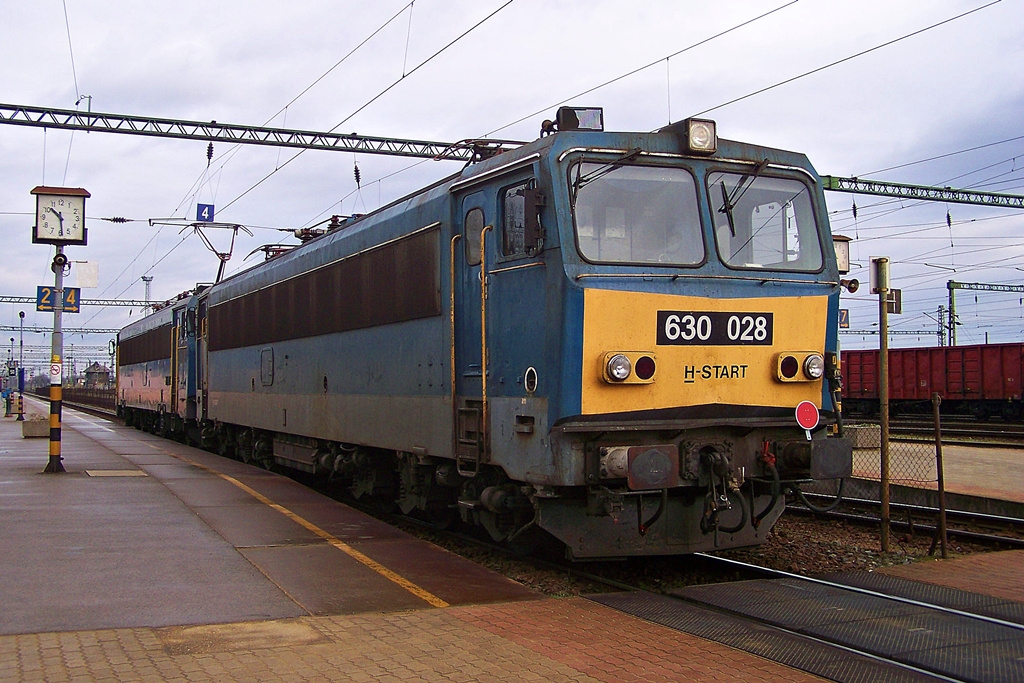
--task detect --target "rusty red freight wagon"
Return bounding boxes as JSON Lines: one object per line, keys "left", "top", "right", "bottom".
{"left": 841, "top": 343, "right": 1024, "bottom": 420}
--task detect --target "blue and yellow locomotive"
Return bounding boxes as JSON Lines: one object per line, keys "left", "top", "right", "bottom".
{"left": 117, "top": 109, "right": 852, "bottom": 559}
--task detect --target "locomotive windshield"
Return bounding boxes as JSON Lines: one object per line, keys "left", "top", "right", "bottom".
{"left": 708, "top": 172, "right": 823, "bottom": 272}
{"left": 571, "top": 163, "right": 704, "bottom": 265}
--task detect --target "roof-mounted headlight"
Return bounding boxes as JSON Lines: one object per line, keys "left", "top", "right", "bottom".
{"left": 685, "top": 118, "right": 717, "bottom": 154}
{"left": 556, "top": 106, "right": 604, "bottom": 132}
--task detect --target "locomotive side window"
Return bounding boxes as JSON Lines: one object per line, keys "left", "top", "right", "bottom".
{"left": 570, "top": 163, "right": 703, "bottom": 266}
{"left": 501, "top": 181, "right": 530, "bottom": 257}
{"left": 708, "top": 172, "right": 823, "bottom": 272}
{"left": 465, "top": 207, "right": 483, "bottom": 266}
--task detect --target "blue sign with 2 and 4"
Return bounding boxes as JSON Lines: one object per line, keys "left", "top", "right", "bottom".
{"left": 36, "top": 286, "right": 81, "bottom": 313}
{"left": 196, "top": 204, "right": 215, "bottom": 222}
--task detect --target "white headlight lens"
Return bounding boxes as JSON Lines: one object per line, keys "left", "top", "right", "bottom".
{"left": 804, "top": 354, "right": 825, "bottom": 379}
{"left": 607, "top": 354, "right": 632, "bottom": 381}
{"left": 686, "top": 118, "right": 717, "bottom": 154}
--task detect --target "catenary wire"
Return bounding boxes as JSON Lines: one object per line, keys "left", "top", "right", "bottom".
{"left": 217, "top": 0, "right": 518, "bottom": 215}
{"left": 692, "top": 1, "right": 1001, "bottom": 117}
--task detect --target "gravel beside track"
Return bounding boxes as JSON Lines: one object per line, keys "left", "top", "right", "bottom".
{"left": 393, "top": 512, "right": 998, "bottom": 598}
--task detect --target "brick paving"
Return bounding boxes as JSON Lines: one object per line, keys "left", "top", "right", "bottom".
{"left": 0, "top": 599, "right": 826, "bottom": 682}
{"left": 877, "top": 548, "right": 1024, "bottom": 603}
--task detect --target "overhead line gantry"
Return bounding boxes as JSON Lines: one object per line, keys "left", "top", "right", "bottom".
{"left": 0, "top": 296, "right": 149, "bottom": 308}
{"left": 3, "top": 102, "right": 1023, "bottom": 207}
{"left": 821, "top": 175, "right": 1024, "bottom": 209}
{"left": 0, "top": 102, "right": 520, "bottom": 162}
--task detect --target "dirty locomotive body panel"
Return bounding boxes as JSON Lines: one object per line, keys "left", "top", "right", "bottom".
{"left": 118, "top": 292, "right": 204, "bottom": 434}
{"left": 117, "top": 118, "right": 852, "bottom": 559}
{"left": 117, "top": 304, "right": 174, "bottom": 429}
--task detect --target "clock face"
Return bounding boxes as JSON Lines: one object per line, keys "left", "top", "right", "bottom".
{"left": 34, "top": 194, "right": 86, "bottom": 244}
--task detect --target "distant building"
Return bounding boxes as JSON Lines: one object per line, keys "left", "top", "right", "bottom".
{"left": 84, "top": 362, "right": 111, "bottom": 388}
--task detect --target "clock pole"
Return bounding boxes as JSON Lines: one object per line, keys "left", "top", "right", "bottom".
{"left": 44, "top": 245, "right": 67, "bottom": 473}
{"left": 31, "top": 185, "right": 89, "bottom": 474}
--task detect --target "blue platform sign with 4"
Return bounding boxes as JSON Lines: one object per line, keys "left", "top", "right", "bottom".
{"left": 36, "top": 286, "right": 81, "bottom": 313}
{"left": 197, "top": 204, "right": 215, "bottom": 222}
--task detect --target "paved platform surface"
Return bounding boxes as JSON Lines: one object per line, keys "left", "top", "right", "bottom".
{"left": 878, "top": 549, "right": 1024, "bottom": 604}
{"left": 1, "top": 404, "right": 826, "bottom": 682}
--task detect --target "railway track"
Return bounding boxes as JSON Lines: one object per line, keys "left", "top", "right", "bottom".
{"left": 792, "top": 493, "right": 1024, "bottom": 549}
{"left": 851, "top": 416, "right": 1024, "bottom": 447}
{"left": 595, "top": 555, "right": 1024, "bottom": 683}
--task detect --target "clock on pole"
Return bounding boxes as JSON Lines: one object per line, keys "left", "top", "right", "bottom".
{"left": 31, "top": 185, "right": 90, "bottom": 474}
{"left": 31, "top": 186, "right": 91, "bottom": 246}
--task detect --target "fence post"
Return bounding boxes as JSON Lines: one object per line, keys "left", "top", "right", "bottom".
{"left": 932, "top": 393, "right": 948, "bottom": 559}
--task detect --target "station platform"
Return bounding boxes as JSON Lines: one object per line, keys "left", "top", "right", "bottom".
{"left": 877, "top": 548, "right": 1024, "bottom": 604}
{"left": 0, "top": 403, "right": 826, "bottom": 682}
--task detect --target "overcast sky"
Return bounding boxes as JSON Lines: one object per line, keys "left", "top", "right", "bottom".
{"left": 2, "top": 0, "right": 1023, "bottom": 375}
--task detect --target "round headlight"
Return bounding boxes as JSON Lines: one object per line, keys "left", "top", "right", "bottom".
{"left": 780, "top": 355, "right": 799, "bottom": 379}
{"left": 804, "top": 354, "right": 825, "bottom": 379}
{"left": 606, "top": 354, "right": 632, "bottom": 381}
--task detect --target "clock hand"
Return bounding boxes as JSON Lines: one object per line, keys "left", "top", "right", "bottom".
{"left": 47, "top": 207, "right": 65, "bottom": 235}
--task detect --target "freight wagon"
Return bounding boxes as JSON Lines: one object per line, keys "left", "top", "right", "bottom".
{"left": 842, "top": 343, "right": 1024, "bottom": 420}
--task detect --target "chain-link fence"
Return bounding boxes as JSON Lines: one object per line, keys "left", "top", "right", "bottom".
{"left": 846, "top": 423, "right": 939, "bottom": 488}
{"left": 802, "top": 397, "right": 955, "bottom": 555}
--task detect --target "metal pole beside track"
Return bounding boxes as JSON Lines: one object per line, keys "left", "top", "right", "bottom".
{"left": 932, "top": 393, "right": 949, "bottom": 559}
{"left": 875, "top": 257, "right": 891, "bottom": 552}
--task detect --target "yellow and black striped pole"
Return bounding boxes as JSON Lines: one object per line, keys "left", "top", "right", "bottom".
{"left": 44, "top": 359, "right": 65, "bottom": 474}
{"left": 43, "top": 245, "right": 68, "bottom": 474}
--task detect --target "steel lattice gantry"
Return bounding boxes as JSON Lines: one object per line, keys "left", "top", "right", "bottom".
{"left": 5, "top": 102, "right": 1023, "bottom": 205}
{"left": 0, "top": 102, "right": 522, "bottom": 162}
{"left": 821, "top": 175, "right": 1024, "bottom": 209}
{"left": 0, "top": 325, "right": 120, "bottom": 334}
{"left": 0, "top": 296, "right": 149, "bottom": 307}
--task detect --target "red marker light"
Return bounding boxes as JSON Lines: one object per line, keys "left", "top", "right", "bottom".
{"left": 635, "top": 356, "right": 656, "bottom": 380}
{"left": 795, "top": 401, "right": 819, "bottom": 431}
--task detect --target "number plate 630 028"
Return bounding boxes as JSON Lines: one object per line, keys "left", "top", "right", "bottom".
{"left": 656, "top": 311, "right": 774, "bottom": 346}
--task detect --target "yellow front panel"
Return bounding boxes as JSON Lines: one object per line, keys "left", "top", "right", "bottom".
{"left": 581, "top": 289, "right": 828, "bottom": 415}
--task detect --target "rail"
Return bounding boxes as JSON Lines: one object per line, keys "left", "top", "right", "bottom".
{"left": 33, "top": 386, "right": 116, "bottom": 412}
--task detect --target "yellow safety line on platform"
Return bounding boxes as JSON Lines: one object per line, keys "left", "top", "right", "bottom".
{"left": 158, "top": 448, "right": 449, "bottom": 609}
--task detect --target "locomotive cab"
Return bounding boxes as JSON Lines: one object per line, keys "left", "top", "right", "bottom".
{"left": 491, "top": 115, "right": 855, "bottom": 558}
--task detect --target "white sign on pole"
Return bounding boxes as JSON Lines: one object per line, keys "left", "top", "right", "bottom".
{"left": 76, "top": 261, "right": 99, "bottom": 288}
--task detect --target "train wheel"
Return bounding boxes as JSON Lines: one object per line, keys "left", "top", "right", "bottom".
{"left": 237, "top": 430, "right": 254, "bottom": 465}
{"left": 217, "top": 427, "right": 235, "bottom": 459}
{"left": 253, "top": 434, "right": 274, "bottom": 470}
{"left": 424, "top": 505, "right": 458, "bottom": 530}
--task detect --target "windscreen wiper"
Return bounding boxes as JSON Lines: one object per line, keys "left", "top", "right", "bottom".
{"left": 718, "top": 158, "right": 769, "bottom": 236}
{"left": 570, "top": 148, "right": 643, "bottom": 205}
